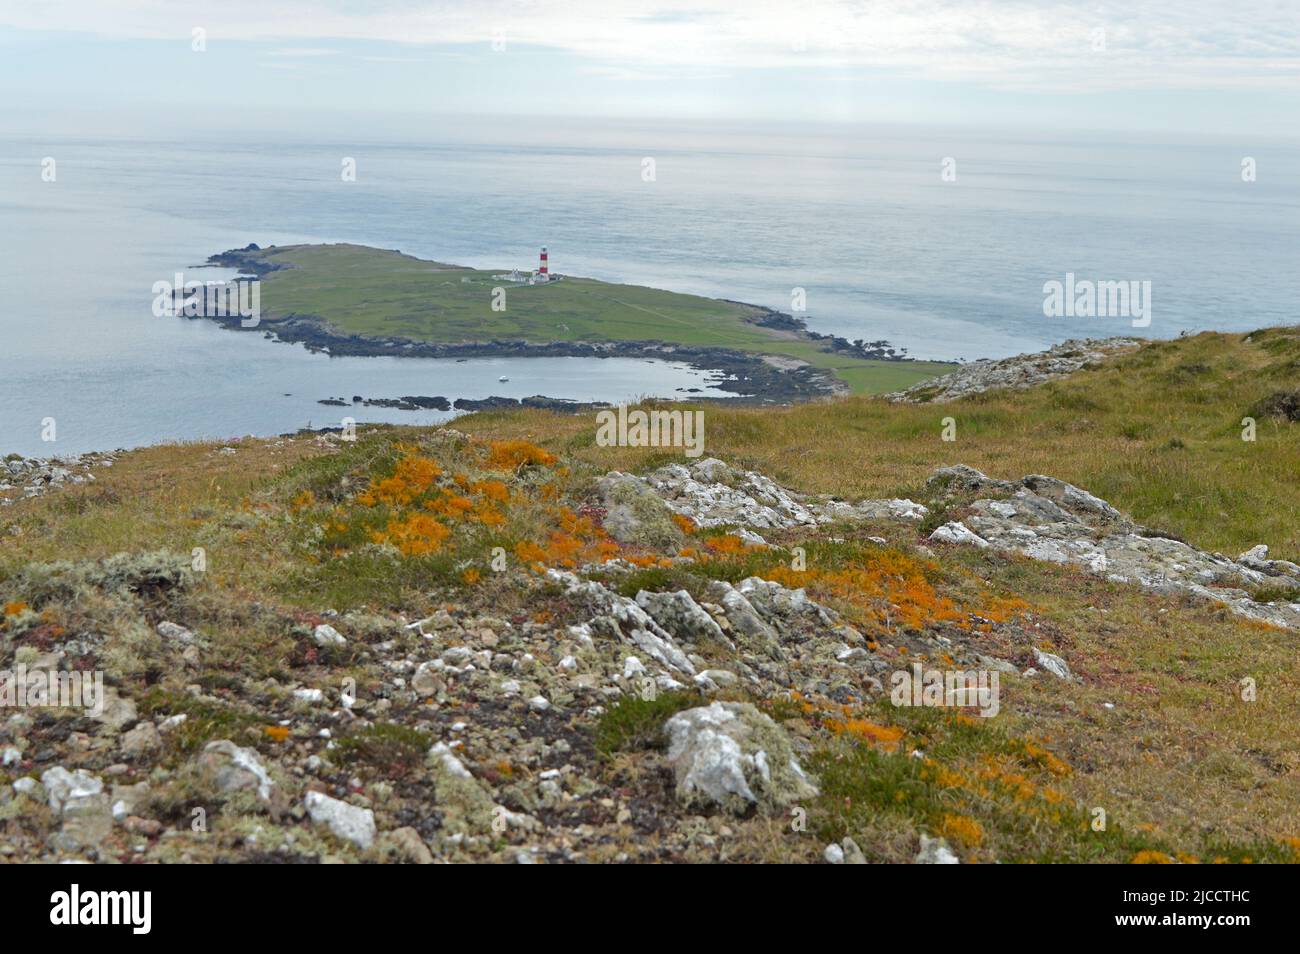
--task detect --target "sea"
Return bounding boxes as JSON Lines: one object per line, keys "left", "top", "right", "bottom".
{"left": 2, "top": 118, "right": 1297, "bottom": 456}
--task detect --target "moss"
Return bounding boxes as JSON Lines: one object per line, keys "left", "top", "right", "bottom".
{"left": 333, "top": 723, "right": 432, "bottom": 779}
{"left": 138, "top": 688, "right": 263, "bottom": 757}
{"left": 5, "top": 550, "right": 192, "bottom": 606}
{"left": 728, "top": 702, "right": 821, "bottom": 812}
{"left": 1249, "top": 583, "right": 1300, "bottom": 605}
{"left": 426, "top": 744, "right": 498, "bottom": 836}
{"left": 593, "top": 690, "right": 701, "bottom": 759}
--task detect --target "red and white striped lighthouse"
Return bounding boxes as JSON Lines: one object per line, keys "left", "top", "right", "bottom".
{"left": 538, "top": 246, "right": 548, "bottom": 278}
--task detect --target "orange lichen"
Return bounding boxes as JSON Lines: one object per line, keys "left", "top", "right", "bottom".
{"left": 359, "top": 452, "right": 443, "bottom": 507}
{"left": 485, "top": 439, "right": 557, "bottom": 471}
{"left": 826, "top": 718, "right": 905, "bottom": 751}
{"left": 938, "top": 813, "right": 985, "bottom": 847}
{"left": 514, "top": 541, "right": 548, "bottom": 565}
{"left": 705, "top": 533, "right": 758, "bottom": 555}
{"left": 1017, "top": 740, "right": 1072, "bottom": 777}
{"left": 374, "top": 513, "right": 451, "bottom": 556}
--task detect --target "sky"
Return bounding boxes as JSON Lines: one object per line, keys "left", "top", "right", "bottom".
{"left": 2, "top": 1, "right": 1299, "bottom": 137}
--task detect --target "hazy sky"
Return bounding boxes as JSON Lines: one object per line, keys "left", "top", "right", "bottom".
{"left": 3, "top": 1, "right": 1298, "bottom": 136}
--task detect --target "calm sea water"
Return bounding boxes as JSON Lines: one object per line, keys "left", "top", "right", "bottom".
{"left": 2, "top": 121, "right": 1297, "bottom": 456}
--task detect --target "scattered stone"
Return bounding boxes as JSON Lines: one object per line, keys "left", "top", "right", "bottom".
{"left": 840, "top": 836, "right": 867, "bottom": 864}
{"left": 197, "top": 740, "right": 275, "bottom": 803}
{"left": 92, "top": 689, "right": 138, "bottom": 731}
{"left": 41, "top": 767, "right": 104, "bottom": 814}
{"left": 920, "top": 464, "right": 1300, "bottom": 629}
{"left": 596, "top": 473, "right": 684, "bottom": 550}
{"left": 385, "top": 826, "right": 434, "bottom": 864}
{"left": 304, "top": 791, "right": 376, "bottom": 849}
{"left": 916, "top": 834, "right": 960, "bottom": 864}
{"left": 636, "top": 589, "right": 728, "bottom": 644}
{"left": 120, "top": 722, "right": 161, "bottom": 758}
{"left": 929, "top": 521, "right": 990, "bottom": 549}
{"left": 636, "top": 457, "right": 926, "bottom": 531}
{"left": 1033, "top": 648, "right": 1075, "bottom": 682}
{"left": 157, "top": 621, "right": 199, "bottom": 645}
{"left": 313, "top": 624, "right": 346, "bottom": 647}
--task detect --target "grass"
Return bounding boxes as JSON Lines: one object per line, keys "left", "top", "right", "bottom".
{"left": 801, "top": 697, "right": 1295, "bottom": 863}
{"left": 455, "top": 327, "right": 1300, "bottom": 561}
{"left": 239, "top": 243, "right": 952, "bottom": 395}
{"left": 332, "top": 723, "right": 434, "bottom": 779}
{"left": 594, "top": 691, "right": 703, "bottom": 759}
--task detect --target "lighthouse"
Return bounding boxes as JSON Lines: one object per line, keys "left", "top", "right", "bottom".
{"left": 538, "top": 246, "right": 549, "bottom": 279}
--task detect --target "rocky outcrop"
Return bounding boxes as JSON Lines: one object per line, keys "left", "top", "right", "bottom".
{"left": 663, "top": 701, "right": 818, "bottom": 814}
{"left": 888, "top": 338, "right": 1140, "bottom": 404}
{"left": 610, "top": 457, "right": 926, "bottom": 539}
{"left": 924, "top": 465, "right": 1300, "bottom": 628}
{"left": 596, "top": 473, "right": 684, "bottom": 550}
{"left": 1, "top": 452, "right": 118, "bottom": 506}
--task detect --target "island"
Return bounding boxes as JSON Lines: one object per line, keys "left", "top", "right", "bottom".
{"left": 200, "top": 243, "right": 953, "bottom": 401}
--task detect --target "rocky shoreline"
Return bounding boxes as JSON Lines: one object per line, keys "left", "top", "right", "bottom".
{"left": 319, "top": 394, "right": 615, "bottom": 413}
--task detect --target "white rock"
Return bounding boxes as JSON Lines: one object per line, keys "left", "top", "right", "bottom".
{"left": 916, "top": 834, "right": 960, "bottom": 864}
{"left": 313, "top": 624, "right": 346, "bottom": 647}
{"left": 303, "top": 791, "right": 376, "bottom": 849}
{"left": 663, "top": 701, "right": 817, "bottom": 815}
{"left": 929, "top": 521, "right": 990, "bottom": 548}
{"left": 41, "top": 767, "right": 104, "bottom": 815}
{"left": 198, "top": 740, "right": 275, "bottom": 803}
{"left": 824, "top": 843, "right": 845, "bottom": 864}
{"left": 1033, "top": 648, "right": 1075, "bottom": 681}
{"left": 428, "top": 742, "right": 474, "bottom": 779}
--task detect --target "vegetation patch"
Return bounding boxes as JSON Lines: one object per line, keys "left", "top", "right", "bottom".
{"left": 594, "top": 691, "right": 703, "bottom": 759}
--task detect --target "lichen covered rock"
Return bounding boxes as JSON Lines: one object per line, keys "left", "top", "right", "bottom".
{"left": 664, "top": 701, "right": 817, "bottom": 815}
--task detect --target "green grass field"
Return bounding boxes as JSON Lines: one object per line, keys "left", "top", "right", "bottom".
{"left": 243, "top": 243, "right": 952, "bottom": 394}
